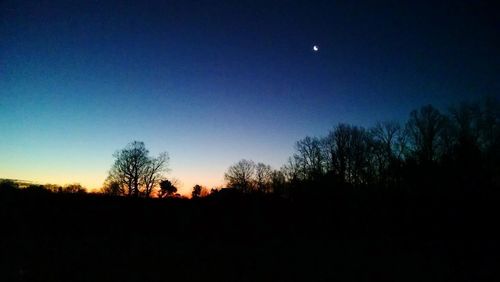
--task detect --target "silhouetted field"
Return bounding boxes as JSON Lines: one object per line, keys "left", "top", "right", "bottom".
{"left": 1, "top": 186, "right": 498, "bottom": 282}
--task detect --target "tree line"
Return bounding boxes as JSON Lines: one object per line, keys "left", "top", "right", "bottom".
{"left": 3, "top": 98, "right": 496, "bottom": 199}
{"left": 0, "top": 180, "right": 87, "bottom": 194}
{"left": 224, "top": 98, "right": 499, "bottom": 197}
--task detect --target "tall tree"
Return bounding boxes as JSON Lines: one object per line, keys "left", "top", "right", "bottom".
{"left": 270, "top": 169, "right": 286, "bottom": 195}
{"left": 294, "top": 136, "right": 324, "bottom": 181}
{"left": 406, "top": 105, "right": 446, "bottom": 163}
{"left": 107, "top": 141, "right": 169, "bottom": 197}
{"left": 329, "top": 124, "right": 351, "bottom": 182}
{"left": 370, "top": 121, "right": 405, "bottom": 183}
{"left": 281, "top": 157, "right": 301, "bottom": 183}
{"left": 371, "top": 121, "right": 401, "bottom": 160}
{"left": 477, "top": 97, "right": 500, "bottom": 154}
{"left": 255, "top": 163, "right": 272, "bottom": 193}
{"left": 224, "top": 159, "right": 255, "bottom": 192}
{"left": 321, "top": 124, "right": 377, "bottom": 185}
{"left": 347, "top": 126, "right": 372, "bottom": 184}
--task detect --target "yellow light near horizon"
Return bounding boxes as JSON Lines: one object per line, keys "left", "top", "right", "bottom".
{"left": 1, "top": 165, "right": 226, "bottom": 197}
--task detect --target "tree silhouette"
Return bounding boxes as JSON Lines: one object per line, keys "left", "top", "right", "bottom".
{"left": 270, "top": 169, "right": 286, "bottom": 195}
{"left": 281, "top": 157, "right": 301, "bottom": 183}
{"left": 0, "top": 179, "right": 19, "bottom": 191}
{"left": 371, "top": 121, "right": 402, "bottom": 162}
{"left": 192, "top": 184, "right": 202, "bottom": 198}
{"left": 406, "top": 105, "right": 446, "bottom": 163}
{"left": 369, "top": 121, "right": 407, "bottom": 185}
{"left": 323, "top": 124, "right": 350, "bottom": 182}
{"left": 224, "top": 159, "right": 256, "bottom": 192}
{"left": 255, "top": 163, "right": 272, "bottom": 193}
{"left": 61, "top": 184, "right": 86, "bottom": 194}
{"left": 158, "top": 179, "right": 177, "bottom": 198}
{"left": 319, "top": 124, "right": 374, "bottom": 185}
{"left": 191, "top": 184, "right": 209, "bottom": 198}
{"left": 107, "top": 141, "right": 169, "bottom": 197}
{"left": 101, "top": 180, "right": 122, "bottom": 196}
{"left": 220, "top": 98, "right": 499, "bottom": 198}
{"left": 293, "top": 136, "right": 323, "bottom": 181}
{"left": 142, "top": 153, "right": 169, "bottom": 197}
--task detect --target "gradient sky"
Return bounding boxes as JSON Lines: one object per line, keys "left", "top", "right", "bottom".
{"left": 1, "top": 0, "right": 498, "bottom": 194}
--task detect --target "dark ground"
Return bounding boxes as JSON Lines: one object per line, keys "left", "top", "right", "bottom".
{"left": 1, "top": 188, "right": 499, "bottom": 282}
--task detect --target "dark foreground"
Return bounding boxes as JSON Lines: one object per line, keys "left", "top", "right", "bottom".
{"left": 1, "top": 188, "right": 498, "bottom": 282}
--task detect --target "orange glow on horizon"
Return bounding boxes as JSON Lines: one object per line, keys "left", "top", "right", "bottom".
{"left": 1, "top": 172, "right": 225, "bottom": 197}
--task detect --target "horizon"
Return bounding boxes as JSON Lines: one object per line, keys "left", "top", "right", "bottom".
{"left": 1, "top": 1, "right": 498, "bottom": 195}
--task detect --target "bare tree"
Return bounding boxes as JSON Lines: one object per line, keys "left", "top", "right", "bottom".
{"left": 107, "top": 141, "right": 169, "bottom": 197}
{"left": 406, "top": 105, "right": 446, "bottom": 163}
{"left": 478, "top": 96, "right": 500, "bottom": 153}
{"left": 224, "top": 159, "right": 255, "bottom": 192}
{"left": 322, "top": 124, "right": 375, "bottom": 185}
{"left": 346, "top": 126, "right": 373, "bottom": 185}
{"left": 142, "top": 152, "right": 169, "bottom": 198}
{"left": 370, "top": 121, "right": 405, "bottom": 182}
{"left": 294, "top": 136, "right": 323, "bottom": 181}
{"left": 255, "top": 162, "right": 272, "bottom": 193}
{"left": 329, "top": 124, "right": 351, "bottom": 182}
{"left": 371, "top": 121, "right": 401, "bottom": 159}
{"left": 270, "top": 169, "right": 286, "bottom": 195}
{"left": 281, "top": 157, "right": 301, "bottom": 182}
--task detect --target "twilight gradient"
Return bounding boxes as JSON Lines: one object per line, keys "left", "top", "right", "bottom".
{"left": 1, "top": 1, "right": 497, "bottom": 194}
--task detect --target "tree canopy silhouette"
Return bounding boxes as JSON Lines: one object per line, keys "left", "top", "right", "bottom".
{"left": 107, "top": 141, "right": 169, "bottom": 197}
{"left": 191, "top": 184, "right": 209, "bottom": 198}
{"left": 158, "top": 179, "right": 177, "bottom": 198}
{"left": 224, "top": 159, "right": 256, "bottom": 192}
{"left": 223, "top": 98, "right": 499, "bottom": 196}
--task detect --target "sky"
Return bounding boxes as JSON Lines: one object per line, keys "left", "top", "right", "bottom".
{"left": 1, "top": 0, "right": 498, "bottom": 194}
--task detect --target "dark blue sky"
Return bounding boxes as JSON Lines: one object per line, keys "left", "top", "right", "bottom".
{"left": 1, "top": 0, "right": 498, "bottom": 192}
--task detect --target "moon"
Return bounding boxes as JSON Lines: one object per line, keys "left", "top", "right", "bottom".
{"left": 313, "top": 45, "right": 319, "bottom": 52}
